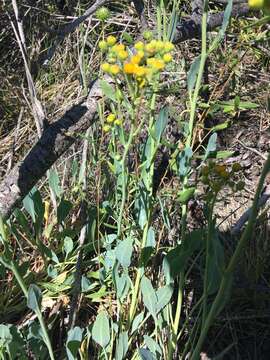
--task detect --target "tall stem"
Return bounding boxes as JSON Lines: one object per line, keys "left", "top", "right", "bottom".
{"left": 191, "top": 152, "right": 270, "bottom": 360}
{"left": 169, "top": 3, "right": 209, "bottom": 358}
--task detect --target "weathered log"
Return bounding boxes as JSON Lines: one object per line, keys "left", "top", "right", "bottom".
{"left": 0, "top": 80, "right": 103, "bottom": 219}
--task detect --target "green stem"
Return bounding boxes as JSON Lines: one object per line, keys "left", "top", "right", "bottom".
{"left": 117, "top": 124, "right": 135, "bottom": 238}
{"left": 191, "top": 152, "right": 270, "bottom": 360}
{"left": 202, "top": 194, "right": 216, "bottom": 326}
{"left": 169, "top": 3, "right": 209, "bottom": 358}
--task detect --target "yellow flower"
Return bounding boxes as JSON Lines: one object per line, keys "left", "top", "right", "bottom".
{"left": 134, "top": 41, "right": 144, "bottom": 51}
{"left": 107, "top": 114, "right": 116, "bottom": 123}
{"left": 117, "top": 50, "right": 128, "bottom": 60}
{"left": 147, "top": 58, "right": 165, "bottom": 71}
{"left": 103, "top": 124, "right": 111, "bottom": 132}
{"left": 123, "top": 63, "right": 135, "bottom": 74}
{"left": 107, "top": 35, "right": 117, "bottom": 46}
{"left": 137, "top": 50, "right": 145, "bottom": 59}
{"left": 164, "top": 41, "right": 174, "bottom": 52}
{"left": 110, "top": 64, "right": 120, "bottom": 75}
{"left": 248, "top": 0, "right": 264, "bottom": 8}
{"left": 145, "top": 43, "right": 156, "bottom": 55}
{"left": 131, "top": 54, "right": 142, "bottom": 65}
{"left": 155, "top": 40, "right": 164, "bottom": 52}
{"left": 101, "top": 62, "right": 111, "bottom": 72}
{"left": 98, "top": 40, "right": 107, "bottom": 51}
{"left": 114, "top": 119, "right": 122, "bottom": 126}
{"left": 112, "top": 44, "right": 125, "bottom": 53}
{"left": 163, "top": 53, "right": 173, "bottom": 63}
{"left": 134, "top": 66, "right": 147, "bottom": 77}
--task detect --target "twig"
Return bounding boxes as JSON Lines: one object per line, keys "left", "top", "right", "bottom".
{"left": 41, "top": 0, "right": 108, "bottom": 66}
{"left": 10, "top": 0, "right": 47, "bottom": 136}
{"left": 231, "top": 184, "right": 270, "bottom": 235}
{"left": 236, "top": 139, "right": 267, "bottom": 160}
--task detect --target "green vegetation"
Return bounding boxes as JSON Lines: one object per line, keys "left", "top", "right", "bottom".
{"left": 0, "top": 0, "right": 269, "bottom": 359}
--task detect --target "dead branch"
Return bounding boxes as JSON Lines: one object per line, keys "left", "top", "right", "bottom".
{"left": 174, "top": 4, "right": 250, "bottom": 43}
{"left": 0, "top": 79, "right": 103, "bottom": 220}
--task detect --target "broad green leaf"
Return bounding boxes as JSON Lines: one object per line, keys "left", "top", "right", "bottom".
{"left": 92, "top": 311, "right": 110, "bottom": 348}
{"left": 163, "top": 230, "right": 204, "bottom": 283}
{"left": 100, "top": 80, "right": 116, "bottom": 102}
{"left": 144, "top": 336, "right": 162, "bottom": 358}
{"left": 66, "top": 326, "right": 83, "bottom": 360}
{"left": 0, "top": 325, "right": 12, "bottom": 346}
{"left": 140, "top": 276, "right": 157, "bottom": 318}
{"left": 153, "top": 107, "right": 168, "bottom": 143}
{"left": 156, "top": 285, "right": 173, "bottom": 313}
{"left": 57, "top": 198, "right": 72, "bottom": 224}
{"left": 115, "top": 331, "right": 128, "bottom": 360}
{"left": 131, "top": 311, "right": 144, "bottom": 335}
{"left": 204, "top": 133, "right": 217, "bottom": 160}
{"left": 63, "top": 237, "right": 74, "bottom": 257}
{"left": 27, "top": 284, "right": 42, "bottom": 311}
{"left": 115, "top": 237, "right": 133, "bottom": 268}
{"left": 177, "top": 147, "right": 193, "bottom": 178}
{"left": 139, "top": 348, "right": 155, "bottom": 360}
{"left": 187, "top": 56, "right": 201, "bottom": 96}
{"left": 48, "top": 169, "right": 62, "bottom": 198}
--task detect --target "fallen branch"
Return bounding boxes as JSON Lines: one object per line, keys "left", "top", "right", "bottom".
{"left": 173, "top": 4, "right": 250, "bottom": 43}
{"left": 0, "top": 79, "right": 103, "bottom": 220}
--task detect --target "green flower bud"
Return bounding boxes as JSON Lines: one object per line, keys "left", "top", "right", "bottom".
{"left": 96, "top": 7, "right": 110, "bottom": 21}
{"left": 143, "top": 30, "right": 153, "bottom": 41}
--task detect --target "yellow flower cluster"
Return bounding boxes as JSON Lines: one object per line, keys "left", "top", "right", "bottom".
{"left": 103, "top": 113, "right": 122, "bottom": 132}
{"left": 99, "top": 36, "right": 174, "bottom": 88}
{"left": 248, "top": 0, "right": 270, "bottom": 11}
{"left": 201, "top": 161, "right": 244, "bottom": 194}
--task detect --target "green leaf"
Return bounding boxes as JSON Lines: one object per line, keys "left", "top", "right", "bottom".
{"left": 66, "top": 326, "right": 83, "bottom": 360}
{"left": 187, "top": 56, "right": 201, "bottom": 96}
{"left": 115, "top": 237, "right": 133, "bottom": 268}
{"left": 178, "top": 187, "right": 195, "bottom": 204}
{"left": 177, "top": 147, "right": 193, "bottom": 178}
{"left": 209, "top": 0, "right": 233, "bottom": 52}
{"left": 139, "top": 348, "right": 155, "bottom": 360}
{"left": 204, "top": 133, "right": 217, "bottom": 160}
{"left": 131, "top": 311, "right": 144, "bottom": 335}
{"left": 163, "top": 230, "right": 204, "bottom": 283}
{"left": 100, "top": 80, "right": 116, "bottom": 102}
{"left": 153, "top": 107, "right": 168, "bottom": 143}
{"left": 140, "top": 276, "right": 157, "bottom": 318}
{"left": 156, "top": 285, "right": 173, "bottom": 314}
{"left": 57, "top": 198, "right": 72, "bottom": 224}
{"left": 92, "top": 311, "right": 110, "bottom": 348}
{"left": 48, "top": 169, "right": 62, "bottom": 198}
{"left": 210, "top": 121, "right": 231, "bottom": 132}
{"left": 0, "top": 325, "right": 12, "bottom": 347}
{"left": 144, "top": 336, "right": 162, "bottom": 357}
{"left": 63, "top": 237, "right": 74, "bottom": 257}
{"left": 122, "top": 32, "right": 133, "bottom": 44}
{"left": 27, "top": 284, "right": 42, "bottom": 311}
{"left": 206, "top": 226, "right": 225, "bottom": 295}
{"left": 115, "top": 331, "right": 128, "bottom": 360}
